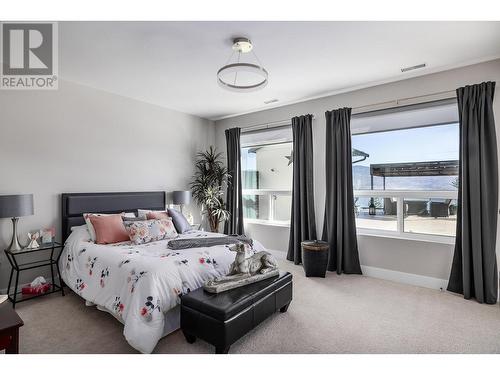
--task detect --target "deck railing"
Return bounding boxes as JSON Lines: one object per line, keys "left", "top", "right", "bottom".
{"left": 242, "top": 189, "right": 291, "bottom": 225}
{"left": 241, "top": 188, "right": 457, "bottom": 243}
{"left": 354, "top": 190, "right": 458, "bottom": 243}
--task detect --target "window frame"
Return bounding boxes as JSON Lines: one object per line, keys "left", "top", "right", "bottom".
{"left": 239, "top": 105, "right": 460, "bottom": 244}
{"left": 241, "top": 138, "right": 293, "bottom": 226}
{"left": 353, "top": 189, "right": 457, "bottom": 244}
{"left": 351, "top": 120, "right": 459, "bottom": 244}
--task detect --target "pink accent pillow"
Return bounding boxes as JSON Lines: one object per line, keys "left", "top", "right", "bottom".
{"left": 146, "top": 211, "right": 169, "bottom": 220}
{"left": 89, "top": 214, "right": 130, "bottom": 244}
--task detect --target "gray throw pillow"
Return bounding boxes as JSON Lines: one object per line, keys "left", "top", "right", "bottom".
{"left": 167, "top": 208, "right": 191, "bottom": 233}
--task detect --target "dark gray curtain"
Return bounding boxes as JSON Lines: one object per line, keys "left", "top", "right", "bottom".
{"left": 224, "top": 127, "right": 245, "bottom": 235}
{"left": 322, "top": 108, "right": 362, "bottom": 274}
{"left": 287, "top": 114, "right": 317, "bottom": 264}
{"left": 447, "top": 81, "right": 498, "bottom": 304}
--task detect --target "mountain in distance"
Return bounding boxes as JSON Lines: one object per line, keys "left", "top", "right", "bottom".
{"left": 352, "top": 165, "right": 457, "bottom": 191}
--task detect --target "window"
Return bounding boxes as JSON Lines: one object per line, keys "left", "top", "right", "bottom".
{"left": 241, "top": 126, "right": 293, "bottom": 225}
{"left": 351, "top": 101, "right": 459, "bottom": 242}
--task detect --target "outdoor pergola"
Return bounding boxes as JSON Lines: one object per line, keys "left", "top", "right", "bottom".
{"left": 370, "top": 160, "right": 459, "bottom": 190}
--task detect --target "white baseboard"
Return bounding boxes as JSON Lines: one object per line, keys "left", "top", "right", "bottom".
{"left": 268, "top": 249, "right": 447, "bottom": 291}
{"left": 361, "top": 265, "right": 448, "bottom": 290}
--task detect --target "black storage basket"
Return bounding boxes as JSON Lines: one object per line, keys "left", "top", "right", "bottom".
{"left": 301, "top": 240, "right": 329, "bottom": 277}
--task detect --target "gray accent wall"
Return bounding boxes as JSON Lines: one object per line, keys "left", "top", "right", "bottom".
{"left": 0, "top": 79, "right": 215, "bottom": 291}
{"left": 215, "top": 59, "right": 500, "bottom": 282}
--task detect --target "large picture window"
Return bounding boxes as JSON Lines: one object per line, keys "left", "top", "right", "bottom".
{"left": 240, "top": 126, "right": 293, "bottom": 225}
{"left": 351, "top": 101, "right": 459, "bottom": 242}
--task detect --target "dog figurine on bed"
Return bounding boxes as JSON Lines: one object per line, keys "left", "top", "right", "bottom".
{"left": 204, "top": 243, "right": 279, "bottom": 293}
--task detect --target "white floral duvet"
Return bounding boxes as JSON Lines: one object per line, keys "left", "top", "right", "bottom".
{"left": 60, "top": 226, "right": 263, "bottom": 353}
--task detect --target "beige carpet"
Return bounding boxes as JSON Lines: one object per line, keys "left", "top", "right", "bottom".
{"left": 13, "top": 259, "right": 500, "bottom": 354}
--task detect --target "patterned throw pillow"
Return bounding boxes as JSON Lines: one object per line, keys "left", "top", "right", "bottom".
{"left": 124, "top": 218, "right": 178, "bottom": 245}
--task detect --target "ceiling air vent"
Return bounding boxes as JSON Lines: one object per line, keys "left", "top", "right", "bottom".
{"left": 401, "top": 63, "right": 426, "bottom": 73}
{"left": 264, "top": 98, "right": 279, "bottom": 104}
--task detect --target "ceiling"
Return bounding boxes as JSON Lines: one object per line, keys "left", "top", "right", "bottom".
{"left": 59, "top": 21, "right": 500, "bottom": 120}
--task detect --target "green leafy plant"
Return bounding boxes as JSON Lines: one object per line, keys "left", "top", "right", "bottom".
{"left": 354, "top": 197, "right": 360, "bottom": 217}
{"left": 190, "top": 146, "right": 230, "bottom": 232}
{"left": 373, "top": 197, "right": 383, "bottom": 209}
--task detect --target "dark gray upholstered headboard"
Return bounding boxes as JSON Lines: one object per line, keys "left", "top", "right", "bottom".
{"left": 61, "top": 191, "right": 166, "bottom": 242}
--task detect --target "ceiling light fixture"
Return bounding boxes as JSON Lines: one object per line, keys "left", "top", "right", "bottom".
{"left": 217, "top": 37, "right": 268, "bottom": 93}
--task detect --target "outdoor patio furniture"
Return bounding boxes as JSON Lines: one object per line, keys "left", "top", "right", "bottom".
{"left": 383, "top": 198, "right": 397, "bottom": 215}
{"left": 405, "top": 200, "right": 429, "bottom": 216}
{"left": 429, "top": 199, "right": 452, "bottom": 218}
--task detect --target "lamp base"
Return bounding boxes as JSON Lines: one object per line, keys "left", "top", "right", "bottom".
{"left": 7, "top": 217, "right": 23, "bottom": 252}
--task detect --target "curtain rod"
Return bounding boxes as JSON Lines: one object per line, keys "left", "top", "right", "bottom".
{"left": 240, "top": 89, "right": 456, "bottom": 133}
{"left": 351, "top": 89, "right": 456, "bottom": 115}
{"left": 240, "top": 116, "right": 314, "bottom": 133}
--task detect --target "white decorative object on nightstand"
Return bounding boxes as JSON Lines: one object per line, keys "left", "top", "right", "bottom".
{"left": 27, "top": 231, "right": 40, "bottom": 249}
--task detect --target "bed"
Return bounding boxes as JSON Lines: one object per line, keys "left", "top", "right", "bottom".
{"left": 59, "top": 192, "right": 263, "bottom": 353}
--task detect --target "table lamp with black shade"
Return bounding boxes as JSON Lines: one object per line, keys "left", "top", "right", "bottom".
{"left": 0, "top": 194, "right": 34, "bottom": 251}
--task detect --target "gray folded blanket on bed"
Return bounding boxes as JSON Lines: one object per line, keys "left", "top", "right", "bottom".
{"left": 167, "top": 235, "right": 253, "bottom": 250}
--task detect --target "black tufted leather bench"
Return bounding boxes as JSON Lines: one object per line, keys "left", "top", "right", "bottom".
{"left": 180, "top": 271, "right": 293, "bottom": 354}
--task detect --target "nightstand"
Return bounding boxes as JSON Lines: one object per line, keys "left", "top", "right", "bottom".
{"left": 4, "top": 242, "right": 65, "bottom": 308}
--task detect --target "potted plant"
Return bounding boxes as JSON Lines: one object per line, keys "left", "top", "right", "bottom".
{"left": 190, "top": 146, "right": 230, "bottom": 232}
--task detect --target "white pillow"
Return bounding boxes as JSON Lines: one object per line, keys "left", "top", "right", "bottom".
{"left": 71, "top": 224, "right": 88, "bottom": 232}
{"left": 65, "top": 224, "right": 91, "bottom": 248}
{"left": 83, "top": 212, "right": 135, "bottom": 242}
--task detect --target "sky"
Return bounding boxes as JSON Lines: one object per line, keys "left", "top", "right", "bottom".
{"left": 352, "top": 123, "right": 459, "bottom": 166}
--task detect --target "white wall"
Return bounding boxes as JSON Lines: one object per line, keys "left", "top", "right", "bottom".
{"left": 215, "top": 59, "right": 500, "bottom": 282}
{"left": 0, "top": 79, "right": 215, "bottom": 291}
{"left": 255, "top": 144, "right": 293, "bottom": 190}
